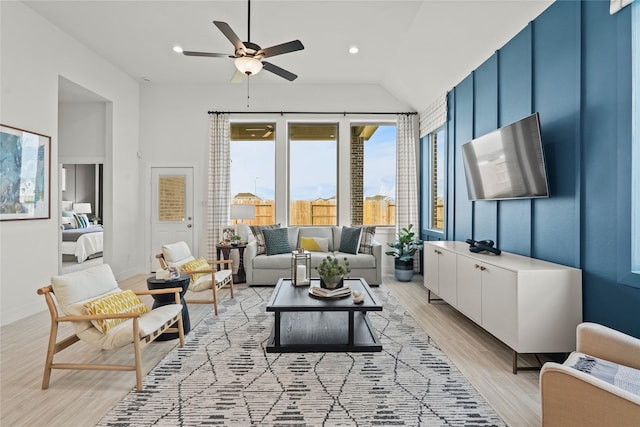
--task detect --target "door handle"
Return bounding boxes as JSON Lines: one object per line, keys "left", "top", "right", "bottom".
{"left": 187, "top": 224, "right": 192, "bottom": 228}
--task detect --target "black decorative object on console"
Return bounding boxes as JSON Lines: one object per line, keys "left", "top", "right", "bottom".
{"left": 466, "top": 239, "right": 502, "bottom": 255}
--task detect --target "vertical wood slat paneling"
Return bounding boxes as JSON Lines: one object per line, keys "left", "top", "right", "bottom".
{"left": 453, "top": 76, "right": 474, "bottom": 242}
{"left": 472, "top": 55, "right": 499, "bottom": 243}
{"left": 497, "top": 25, "right": 534, "bottom": 256}
{"left": 532, "top": 1, "right": 581, "bottom": 267}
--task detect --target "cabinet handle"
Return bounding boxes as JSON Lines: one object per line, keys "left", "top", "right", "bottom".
{"left": 480, "top": 266, "right": 487, "bottom": 271}
{"left": 475, "top": 264, "right": 481, "bottom": 269}
{"left": 434, "top": 249, "right": 441, "bottom": 254}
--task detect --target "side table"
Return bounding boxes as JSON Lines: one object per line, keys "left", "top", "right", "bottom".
{"left": 146, "top": 274, "right": 191, "bottom": 341}
{"left": 216, "top": 243, "right": 247, "bottom": 283}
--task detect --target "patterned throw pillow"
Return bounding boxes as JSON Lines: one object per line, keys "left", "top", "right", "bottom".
{"left": 358, "top": 226, "right": 377, "bottom": 254}
{"left": 339, "top": 226, "right": 362, "bottom": 255}
{"left": 74, "top": 213, "right": 87, "bottom": 229}
{"left": 180, "top": 257, "right": 210, "bottom": 283}
{"left": 250, "top": 224, "right": 280, "bottom": 255}
{"left": 83, "top": 289, "right": 149, "bottom": 334}
{"left": 300, "top": 236, "right": 329, "bottom": 252}
{"left": 263, "top": 227, "right": 291, "bottom": 256}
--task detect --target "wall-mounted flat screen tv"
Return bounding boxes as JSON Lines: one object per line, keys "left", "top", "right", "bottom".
{"left": 461, "top": 112, "right": 549, "bottom": 201}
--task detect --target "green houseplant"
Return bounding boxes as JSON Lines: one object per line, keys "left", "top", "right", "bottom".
{"left": 385, "top": 224, "right": 423, "bottom": 281}
{"left": 315, "top": 255, "right": 350, "bottom": 289}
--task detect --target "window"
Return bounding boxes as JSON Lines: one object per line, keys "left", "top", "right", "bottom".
{"left": 427, "top": 126, "right": 445, "bottom": 231}
{"left": 289, "top": 123, "right": 337, "bottom": 225}
{"left": 230, "top": 123, "right": 275, "bottom": 225}
{"left": 351, "top": 124, "right": 396, "bottom": 225}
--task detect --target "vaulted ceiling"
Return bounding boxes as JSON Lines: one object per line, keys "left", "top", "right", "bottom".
{"left": 26, "top": 0, "right": 554, "bottom": 111}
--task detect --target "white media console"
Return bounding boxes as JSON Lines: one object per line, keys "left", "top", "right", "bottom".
{"left": 423, "top": 241, "right": 582, "bottom": 373}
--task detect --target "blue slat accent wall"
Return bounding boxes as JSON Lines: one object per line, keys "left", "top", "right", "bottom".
{"left": 434, "top": 0, "right": 639, "bottom": 337}
{"left": 498, "top": 26, "right": 533, "bottom": 256}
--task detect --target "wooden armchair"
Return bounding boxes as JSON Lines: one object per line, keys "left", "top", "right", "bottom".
{"left": 37, "top": 264, "right": 184, "bottom": 391}
{"left": 156, "top": 241, "right": 233, "bottom": 315}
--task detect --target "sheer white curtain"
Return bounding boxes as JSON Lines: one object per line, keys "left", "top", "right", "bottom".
{"left": 396, "top": 113, "right": 420, "bottom": 270}
{"left": 207, "top": 113, "right": 230, "bottom": 260}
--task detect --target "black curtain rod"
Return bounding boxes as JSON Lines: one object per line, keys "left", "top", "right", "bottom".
{"left": 207, "top": 111, "right": 417, "bottom": 116}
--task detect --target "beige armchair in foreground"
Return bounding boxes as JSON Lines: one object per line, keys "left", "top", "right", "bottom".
{"left": 38, "top": 264, "right": 184, "bottom": 391}
{"left": 540, "top": 322, "right": 640, "bottom": 427}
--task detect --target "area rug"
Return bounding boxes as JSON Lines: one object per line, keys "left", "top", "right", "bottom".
{"left": 98, "top": 286, "right": 505, "bottom": 426}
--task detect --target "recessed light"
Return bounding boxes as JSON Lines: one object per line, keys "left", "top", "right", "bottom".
{"left": 349, "top": 46, "right": 359, "bottom": 54}
{"left": 172, "top": 45, "right": 183, "bottom": 53}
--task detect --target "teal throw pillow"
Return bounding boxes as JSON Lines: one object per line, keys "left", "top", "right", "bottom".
{"left": 263, "top": 227, "right": 291, "bottom": 256}
{"left": 339, "top": 226, "right": 362, "bottom": 255}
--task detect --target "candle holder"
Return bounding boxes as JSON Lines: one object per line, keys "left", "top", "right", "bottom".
{"left": 291, "top": 249, "right": 311, "bottom": 286}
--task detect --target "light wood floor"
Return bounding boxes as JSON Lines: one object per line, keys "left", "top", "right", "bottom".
{"left": 1, "top": 274, "right": 543, "bottom": 426}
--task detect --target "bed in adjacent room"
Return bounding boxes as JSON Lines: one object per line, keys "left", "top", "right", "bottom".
{"left": 61, "top": 224, "right": 104, "bottom": 263}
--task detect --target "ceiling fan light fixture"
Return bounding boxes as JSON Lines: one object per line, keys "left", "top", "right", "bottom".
{"left": 234, "top": 56, "right": 263, "bottom": 76}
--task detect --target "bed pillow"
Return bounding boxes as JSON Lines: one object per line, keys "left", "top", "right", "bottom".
{"left": 83, "top": 289, "right": 149, "bottom": 334}
{"left": 73, "top": 213, "right": 88, "bottom": 229}
{"left": 61, "top": 216, "right": 76, "bottom": 228}
{"left": 263, "top": 227, "right": 291, "bottom": 256}
{"left": 339, "top": 226, "right": 362, "bottom": 255}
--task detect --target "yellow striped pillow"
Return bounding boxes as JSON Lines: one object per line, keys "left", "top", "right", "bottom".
{"left": 300, "top": 236, "right": 329, "bottom": 252}
{"left": 84, "top": 289, "right": 149, "bottom": 334}
{"left": 180, "top": 257, "right": 210, "bottom": 283}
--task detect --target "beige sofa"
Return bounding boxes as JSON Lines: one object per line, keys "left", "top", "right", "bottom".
{"left": 539, "top": 322, "right": 640, "bottom": 427}
{"left": 243, "top": 225, "right": 382, "bottom": 286}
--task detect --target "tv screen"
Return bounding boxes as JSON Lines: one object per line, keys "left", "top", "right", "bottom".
{"left": 461, "top": 112, "right": 549, "bottom": 201}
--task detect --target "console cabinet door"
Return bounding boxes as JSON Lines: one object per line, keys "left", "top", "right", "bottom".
{"left": 424, "top": 245, "right": 440, "bottom": 294}
{"left": 481, "top": 264, "right": 517, "bottom": 348}
{"left": 456, "top": 255, "right": 482, "bottom": 324}
{"left": 437, "top": 249, "right": 457, "bottom": 304}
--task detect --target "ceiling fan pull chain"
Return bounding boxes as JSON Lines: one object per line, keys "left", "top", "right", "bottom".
{"left": 246, "top": 76, "right": 251, "bottom": 108}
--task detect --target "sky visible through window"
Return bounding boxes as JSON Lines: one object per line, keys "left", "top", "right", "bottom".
{"left": 230, "top": 125, "right": 396, "bottom": 201}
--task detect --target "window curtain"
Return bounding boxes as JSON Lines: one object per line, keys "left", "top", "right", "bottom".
{"left": 207, "top": 113, "right": 230, "bottom": 260}
{"left": 396, "top": 113, "right": 420, "bottom": 271}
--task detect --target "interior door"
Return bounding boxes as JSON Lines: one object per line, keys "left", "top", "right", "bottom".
{"left": 150, "top": 167, "right": 194, "bottom": 270}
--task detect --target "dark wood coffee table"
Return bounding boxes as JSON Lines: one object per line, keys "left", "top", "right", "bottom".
{"left": 265, "top": 277, "right": 383, "bottom": 353}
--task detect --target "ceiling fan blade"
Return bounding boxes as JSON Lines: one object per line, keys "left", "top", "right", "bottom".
{"left": 262, "top": 61, "right": 298, "bottom": 81}
{"left": 230, "top": 69, "right": 246, "bottom": 83}
{"left": 213, "top": 21, "right": 246, "bottom": 53}
{"left": 183, "top": 51, "right": 230, "bottom": 58}
{"left": 258, "top": 40, "right": 304, "bottom": 58}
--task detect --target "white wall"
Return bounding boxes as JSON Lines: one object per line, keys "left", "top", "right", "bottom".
{"left": 0, "top": 2, "right": 141, "bottom": 326}
{"left": 59, "top": 103, "right": 106, "bottom": 161}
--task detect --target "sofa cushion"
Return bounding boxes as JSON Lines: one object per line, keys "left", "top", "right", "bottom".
{"left": 334, "top": 252, "right": 377, "bottom": 269}
{"left": 298, "top": 227, "right": 335, "bottom": 251}
{"left": 250, "top": 224, "right": 280, "bottom": 255}
{"left": 162, "top": 241, "right": 195, "bottom": 268}
{"left": 358, "top": 226, "right": 377, "bottom": 254}
{"left": 252, "top": 253, "right": 292, "bottom": 269}
{"left": 300, "top": 236, "right": 329, "bottom": 252}
{"left": 339, "top": 226, "right": 362, "bottom": 255}
{"left": 263, "top": 227, "right": 292, "bottom": 255}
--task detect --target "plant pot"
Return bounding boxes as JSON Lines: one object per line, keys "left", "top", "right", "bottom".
{"left": 320, "top": 275, "right": 344, "bottom": 289}
{"left": 394, "top": 258, "right": 414, "bottom": 282}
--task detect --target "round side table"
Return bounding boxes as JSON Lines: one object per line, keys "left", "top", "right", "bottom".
{"left": 146, "top": 274, "right": 191, "bottom": 341}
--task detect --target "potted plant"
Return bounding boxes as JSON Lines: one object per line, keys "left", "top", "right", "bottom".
{"left": 385, "top": 224, "right": 423, "bottom": 282}
{"left": 315, "top": 255, "right": 350, "bottom": 289}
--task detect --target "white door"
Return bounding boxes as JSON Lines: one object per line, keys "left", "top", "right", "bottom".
{"left": 150, "top": 167, "right": 194, "bottom": 270}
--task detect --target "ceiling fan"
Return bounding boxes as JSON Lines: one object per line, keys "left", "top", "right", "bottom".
{"left": 181, "top": 0, "right": 304, "bottom": 81}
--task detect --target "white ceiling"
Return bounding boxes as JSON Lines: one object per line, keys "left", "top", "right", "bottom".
{"left": 26, "top": 0, "right": 554, "bottom": 110}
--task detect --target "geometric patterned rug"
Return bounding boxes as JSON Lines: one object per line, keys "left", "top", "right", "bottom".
{"left": 97, "top": 285, "right": 505, "bottom": 426}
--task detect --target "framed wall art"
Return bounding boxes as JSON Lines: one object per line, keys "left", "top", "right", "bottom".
{"left": 0, "top": 124, "right": 51, "bottom": 220}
